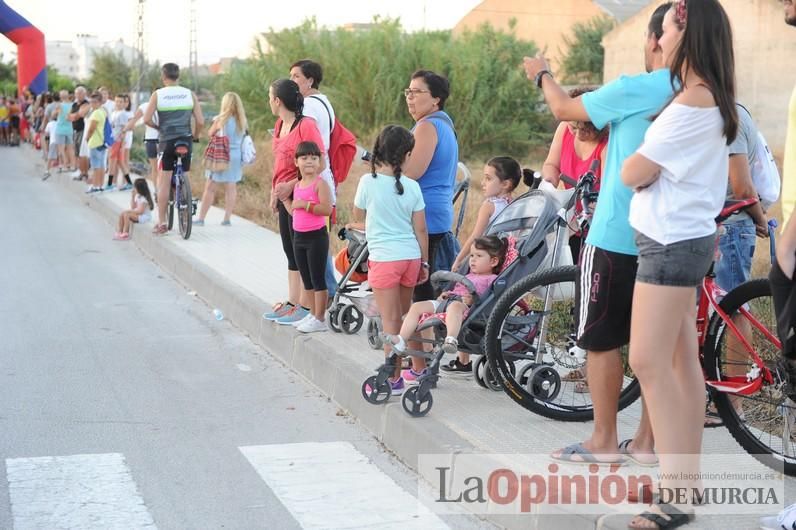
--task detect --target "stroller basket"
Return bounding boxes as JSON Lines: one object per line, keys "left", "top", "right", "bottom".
{"left": 345, "top": 292, "right": 380, "bottom": 319}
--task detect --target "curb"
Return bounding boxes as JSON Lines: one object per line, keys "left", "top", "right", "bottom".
{"left": 53, "top": 170, "right": 600, "bottom": 530}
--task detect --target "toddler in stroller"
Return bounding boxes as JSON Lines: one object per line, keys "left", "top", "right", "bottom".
{"left": 383, "top": 235, "right": 510, "bottom": 358}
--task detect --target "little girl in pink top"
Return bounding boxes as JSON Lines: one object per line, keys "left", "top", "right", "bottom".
{"left": 283, "top": 141, "right": 333, "bottom": 333}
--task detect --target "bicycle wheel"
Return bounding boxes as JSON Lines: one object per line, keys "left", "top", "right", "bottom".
{"left": 167, "top": 181, "right": 175, "bottom": 231}
{"left": 178, "top": 174, "right": 192, "bottom": 240}
{"left": 484, "top": 265, "right": 641, "bottom": 422}
{"left": 703, "top": 278, "right": 796, "bottom": 476}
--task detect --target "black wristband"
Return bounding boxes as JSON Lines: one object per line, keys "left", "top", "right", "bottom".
{"left": 535, "top": 70, "right": 552, "bottom": 89}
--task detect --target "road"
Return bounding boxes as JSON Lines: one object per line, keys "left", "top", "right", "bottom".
{"left": 0, "top": 147, "right": 491, "bottom": 530}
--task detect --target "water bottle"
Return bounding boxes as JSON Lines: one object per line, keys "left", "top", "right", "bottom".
{"left": 213, "top": 309, "right": 224, "bottom": 321}
{"left": 768, "top": 219, "right": 778, "bottom": 265}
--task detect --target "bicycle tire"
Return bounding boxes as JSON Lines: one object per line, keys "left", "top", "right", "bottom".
{"left": 178, "top": 175, "right": 192, "bottom": 239}
{"left": 703, "top": 278, "right": 796, "bottom": 476}
{"left": 167, "top": 182, "right": 175, "bottom": 231}
{"left": 484, "top": 265, "right": 641, "bottom": 422}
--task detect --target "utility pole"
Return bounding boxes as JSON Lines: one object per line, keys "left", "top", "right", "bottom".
{"left": 134, "top": 0, "right": 146, "bottom": 105}
{"left": 189, "top": 0, "right": 198, "bottom": 92}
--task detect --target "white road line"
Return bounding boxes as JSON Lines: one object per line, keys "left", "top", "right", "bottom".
{"left": 240, "top": 442, "right": 449, "bottom": 530}
{"left": 6, "top": 453, "right": 156, "bottom": 530}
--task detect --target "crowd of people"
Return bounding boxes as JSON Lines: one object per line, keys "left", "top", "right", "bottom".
{"left": 6, "top": 0, "right": 796, "bottom": 526}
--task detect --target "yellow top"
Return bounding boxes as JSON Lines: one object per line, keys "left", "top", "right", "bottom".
{"left": 781, "top": 86, "right": 796, "bottom": 224}
{"left": 0, "top": 105, "right": 7, "bottom": 121}
{"left": 87, "top": 108, "right": 106, "bottom": 149}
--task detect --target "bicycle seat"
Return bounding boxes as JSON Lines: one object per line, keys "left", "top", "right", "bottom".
{"left": 715, "top": 198, "right": 758, "bottom": 225}
{"left": 174, "top": 140, "right": 191, "bottom": 157}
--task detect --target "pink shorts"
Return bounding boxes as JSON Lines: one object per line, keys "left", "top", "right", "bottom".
{"left": 368, "top": 259, "right": 421, "bottom": 289}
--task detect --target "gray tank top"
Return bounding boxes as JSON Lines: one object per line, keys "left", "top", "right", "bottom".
{"left": 156, "top": 86, "right": 194, "bottom": 141}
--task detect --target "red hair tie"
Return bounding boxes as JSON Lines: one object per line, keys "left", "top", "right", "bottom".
{"left": 676, "top": 0, "right": 687, "bottom": 27}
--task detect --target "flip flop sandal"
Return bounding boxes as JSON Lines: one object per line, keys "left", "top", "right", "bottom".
{"left": 629, "top": 496, "right": 694, "bottom": 529}
{"left": 550, "top": 442, "right": 625, "bottom": 466}
{"left": 704, "top": 409, "right": 724, "bottom": 428}
{"left": 562, "top": 368, "right": 586, "bottom": 382}
{"left": 618, "top": 438, "right": 658, "bottom": 467}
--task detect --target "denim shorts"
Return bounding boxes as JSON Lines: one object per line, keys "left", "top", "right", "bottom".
{"left": 634, "top": 230, "right": 716, "bottom": 287}
{"left": 89, "top": 147, "right": 107, "bottom": 170}
{"left": 714, "top": 217, "right": 755, "bottom": 293}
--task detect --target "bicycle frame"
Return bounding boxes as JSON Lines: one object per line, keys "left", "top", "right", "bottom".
{"left": 699, "top": 255, "right": 780, "bottom": 396}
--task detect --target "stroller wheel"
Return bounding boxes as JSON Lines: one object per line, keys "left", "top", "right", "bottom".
{"left": 328, "top": 304, "right": 344, "bottom": 333}
{"left": 367, "top": 320, "right": 383, "bottom": 349}
{"left": 361, "top": 376, "right": 391, "bottom": 404}
{"left": 402, "top": 386, "right": 433, "bottom": 417}
{"left": 526, "top": 365, "right": 562, "bottom": 402}
{"left": 339, "top": 304, "right": 364, "bottom": 335}
{"left": 484, "top": 360, "right": 515, "bottom": 392}
{"left": 473, "top": 355, "right": 488, "bottom": 388}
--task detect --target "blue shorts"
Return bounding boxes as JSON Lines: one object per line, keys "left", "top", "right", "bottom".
{"left": 89, "top": 147, "right": 107, "bottom": 170}
{"left": 714, "top": 217, "right": 755, "bottom": 293}
{"left": 0, "top": 121, "right": 7, "bottom": 128}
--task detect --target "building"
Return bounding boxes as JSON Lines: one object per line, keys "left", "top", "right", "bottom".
{"left": 45, "top": 35, "right": 137, "bottom": 80}
{"left": 452, "top": 0, "right": 648, "bottom": 67}
{"left": 602, "top": 0, "right": 796, "bottom": 155}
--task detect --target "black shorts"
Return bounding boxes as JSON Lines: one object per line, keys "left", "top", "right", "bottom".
{"left": 293, "top": 227, "right": 329, "bottom": 291}
{"left": 770, "top": 259, "right": 796, "bottom": 359}
{"left": 574, "top": 244, "right": 638, "bottom": 351}
{"left": 159, "top": 137, "right": 192, "bottom": 171}
{"left": 144, "top": 139, "right": 159, "bottom": 159}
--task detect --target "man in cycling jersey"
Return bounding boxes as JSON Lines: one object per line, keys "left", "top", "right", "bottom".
{"left": 143, "top": 63, "right": 204, "bottom": 235}
{"left": 523, "top": 3, "right": 673, "bottom": 471}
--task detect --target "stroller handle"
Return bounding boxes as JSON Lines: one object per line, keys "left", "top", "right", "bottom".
{"left": 430, "top": 271, "right": 480, "bottom": 306}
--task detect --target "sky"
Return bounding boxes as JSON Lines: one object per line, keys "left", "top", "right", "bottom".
{"left": 0, "top": 0, "right": 483, "bottom": 66}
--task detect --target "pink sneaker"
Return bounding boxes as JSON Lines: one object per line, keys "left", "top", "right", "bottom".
{"left": 401, "top": 368, "right": 427, "bottom": 385}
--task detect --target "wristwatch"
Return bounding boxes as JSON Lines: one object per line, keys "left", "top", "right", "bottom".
{"left": 535, "top": 69, "right": 552, "bottom": 89}
{"left": 421, "top": 261, "right": 430, "bottom": 269}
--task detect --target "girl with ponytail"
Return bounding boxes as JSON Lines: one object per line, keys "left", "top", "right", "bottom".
{"left": 347, "top": 125, "right": 428, "bottom": 395}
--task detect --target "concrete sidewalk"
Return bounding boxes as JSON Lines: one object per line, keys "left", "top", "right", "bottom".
{"left": 24, "top": 146, "right": 785, "bottom": 529}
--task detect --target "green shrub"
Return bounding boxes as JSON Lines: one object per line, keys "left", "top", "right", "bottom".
{"left": 217, "top": 18, "right": 552, "bottom": 159}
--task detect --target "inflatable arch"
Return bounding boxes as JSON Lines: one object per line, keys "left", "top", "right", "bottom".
{"left": 0, "top": 1, "right": 46, "bottom": 96}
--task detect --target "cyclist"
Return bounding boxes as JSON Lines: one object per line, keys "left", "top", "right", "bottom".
{"left": 143, "top": 63, "right": 204, "bottom": 235}
{"left": 523, "top": 2, "right": 673, "bottom": 467}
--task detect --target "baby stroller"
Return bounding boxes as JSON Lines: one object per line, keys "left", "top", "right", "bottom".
{"left": 327, "top": 163, "right": 472, "bottom": 349}
{"left": 361, "top": 186, "right": 574, "bottom": 417}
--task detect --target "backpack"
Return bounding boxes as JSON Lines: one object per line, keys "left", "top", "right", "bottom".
{"left": 241, "top": 131, "right": 256, "bottom": 165}
{"left": 751, "top": 131, "right": 781, "bottom": 210}
{"left": 101, "top": 110, "right": 114, "bottom": 148}
{"left": 308, "top": 95, "right": 357, "bottom": 187}
{"left": 737, "top": 104, "right": 781, "bottom": 209}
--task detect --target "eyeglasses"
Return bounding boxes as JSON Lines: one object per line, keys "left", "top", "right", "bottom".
{"left": 404, "top": 88, "right": 430, "bottom": 98}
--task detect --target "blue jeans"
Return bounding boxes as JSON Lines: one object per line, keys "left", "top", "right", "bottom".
{"left": 715, "top": 217, "right": 755, "bottom": 293}
{"left": 325, "top": 253, "right": 337, "bottom": 298}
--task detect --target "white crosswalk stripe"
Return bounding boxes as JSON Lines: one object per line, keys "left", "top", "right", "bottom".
{"left": 5, "top": 453, "right": 156, "bottom": 530}
{"left": 240, "top": 442, "right": 449, "bottom": 530}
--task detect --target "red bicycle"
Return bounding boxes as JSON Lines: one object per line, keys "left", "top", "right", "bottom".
{"left": 485, "top": 194, "right": 794, "bottom": 475}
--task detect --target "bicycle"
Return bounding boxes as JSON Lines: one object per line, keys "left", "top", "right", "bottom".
{"left": 485, "top": 189, "right": 795, "bottom": 475}
{"left": 166, "top": 139, "right": 196, "bottom": 240}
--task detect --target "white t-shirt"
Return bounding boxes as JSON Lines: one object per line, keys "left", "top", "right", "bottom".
{"left": 45, "top": 120, "right": 57, "bottom": 138}
{"left": 303, "top": 93, "right": 336, "bottom": 205}
{"left": 137, "top": 102, "right": 159, "bottom": 141}
{"left": 629, "top": 103, "right": 729, "bottom": 245}
{"left": 135, "top": 194, "right": 152, "bottom": 223}
{"left": 103, "top": 100, "right": 115, "bottom": 120}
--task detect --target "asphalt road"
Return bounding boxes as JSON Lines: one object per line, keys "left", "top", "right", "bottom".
{"left": 0, "top": 147, "right": 491, "bottom": 530}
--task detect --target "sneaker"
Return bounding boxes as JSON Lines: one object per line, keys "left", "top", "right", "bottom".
{"left": 70, "top": 169, "right": 81, "bottom": 178}
{"left": 275, "top": 306, "right": 309, "bottom": 325}
{"left": 263, "top": 302, "right": 294, "bottom": 321}
{"left": 296, "top": 316, "right": 328, "bottom": 333}
{"left": 42, "top": 172, "right": 51, "bottom": 181}
{"left": 152, "top": 224, "right": 168, "bottom": 235}
{"left": 760, "top": 502, "right": 796, "bottom": 530}
{"left": 221, "top": 220, "right": 231, "bottom": 226}
{"left": 440, "top": 358, "right": 472, "bottom": 375}
{"left": 390, "top": 377, "right": 405, "bottom": 396}
{"left": 442, "top": 336, "right": 459, "bottom": 354}
{"left": 291, "top": 312, "right": 314, "bottom": 328}
{"left": 85, "top": 186, "right": 103, "bottom": 194}
{"left": 193, "top": 219, "right": 205, "bottom": 226}
{"left": 103, "top": 184, "right": 115, "bottom": 191}
{"left": 119, "top": 184, "right": 133, "bottom": 191}
{"left": 401, "top": 368, "right": 428, "bottom": 385}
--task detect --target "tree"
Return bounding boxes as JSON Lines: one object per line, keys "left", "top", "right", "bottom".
{"left": 559, "top": 15, "right": 616, "bottom": 85}
{"left": 88, "top": 50, "right": 133, "bottom": 94}
{"left": 46, "top": 66, "right": 74, "bottom": 92}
